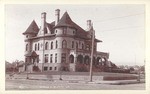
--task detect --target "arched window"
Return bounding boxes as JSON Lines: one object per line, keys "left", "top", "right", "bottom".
{"left": 69, "top": 55, "right": 74, "bottom": 63}
{"left": 56, "top": 40, "right": 58, "bottom": 49}
{"left": 50, "top": 54, "right": 53, "bottom": 63}
{"left": 38, "top": 43, "right": 40, "bottom": 50}
{"left": 55, "top": 30, "right": 57, "bottom": 33}
{"left": 44, "top": 54, "right": 48, "bottom": 63}
{"left": 45, "top": 42, "right": 49, "bottom": 50}
{"left": 26, "top": 44, "right": 28, "bottom": 51}
{"left": 62, "top": 40, "right": 67, "bottom": 48}
{"left": 55, "top": 53, "right": 57, "bottom": 63}
{"left": 51, "top": 42, "right": 53, "bottom": 49}
{"left": 84, "top": 55, "right": 90, "bottom": 65}
{"left": 35, "top": 44, "right": 37, "bottom": 51}
{"left": 77, "top": 55, "right": 83, "bottom": 64}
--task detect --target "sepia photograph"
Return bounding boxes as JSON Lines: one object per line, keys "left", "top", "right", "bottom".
{"left": 5, "top": 4, "right": 145, "bottom": 90}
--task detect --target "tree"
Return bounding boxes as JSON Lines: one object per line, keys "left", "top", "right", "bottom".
{"left": 129, "top": 67, "right": 134, "bottom": 71}
{"left": 5, "top": 60, "right": 25, "bottom": 73}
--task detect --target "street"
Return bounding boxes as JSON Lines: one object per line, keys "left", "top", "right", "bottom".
{"left": 5, "top": 79, "right": 145, "bottom": 90}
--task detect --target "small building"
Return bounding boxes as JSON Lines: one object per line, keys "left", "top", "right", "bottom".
{"left": 22, "top": 9, "right": 110, "bottom": 72}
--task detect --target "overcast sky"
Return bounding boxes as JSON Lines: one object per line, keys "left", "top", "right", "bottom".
{"left": 5, "top": 4, "right": 145, "bottom": 66}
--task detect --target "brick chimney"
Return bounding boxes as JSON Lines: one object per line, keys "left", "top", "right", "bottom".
{"left": 87, "top": 20, "right": 92, "bottom": 31}
{"left": 55, "top": 9, "right": 60, "bottom": 26}
{"left": 41, "top": 12, "right": 46, "bottom": 34}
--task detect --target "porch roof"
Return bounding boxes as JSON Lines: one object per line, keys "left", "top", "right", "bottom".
{"left": 25, "top": 51, "right": 38, "bottom": 57}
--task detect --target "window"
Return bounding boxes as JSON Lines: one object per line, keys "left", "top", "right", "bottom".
{"left": 35, "top": 44, "right": 37, "bottom": 51}
{"left": 76, "top": 42, "right": 78, "bottom": 49}
{"left": 73, "top": 30, "right": 75, "bottom": 34}
{"left": 44, "top": 67, "right": 48, "bottom": 71}
{"left": 50, "top": 29, "right": 54, "bottom": 34}
{"left": 61, "top": 53, "right": 66, "bottom": 63}
{"left": 49, "top": 67, "right": 52, "bottom": 70}
{"left": 51, "top": 42, "right": 53, "bottom": 49}
{"left": 69, "top": 55, "right": 74, "bottom": 63}
{"left": 62, "top": 40, "right": 67, "bottom": 48}
{"left": 55, "top": 30, "right": 57, "bottom": 33}
{"left": 26, "top": 35, "right": 28, "bottom": 38}
{"left": 45, "top": 42, "right": 49, "bottom": 50}
{"left": 38, "top": 43, "right": 40, "bottom": 50}
{"left": 56, "top": 40, "right": 58, "bottom": 49}
{"left": 26, "top": 44, "right": 28, "bottom": 51}
{"left": 55, "top": 53, "right": 57, "bottom": 63}
{"left": 72, "top": 41, "right": 74, "bottom": 48}
{"left": 45, "top": 54, "right": 49, "bottom": 63}
{"left": 54, "top": 67, "right": 57, "bottom": 70}
{"left": 50, "top": 54, "right": 53, "bottom": 63}
{"left": 82, "top": 43, "right": 84, "bottom": 49}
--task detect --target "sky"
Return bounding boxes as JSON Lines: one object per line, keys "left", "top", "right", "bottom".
{"left": 5, "top": 4, "right": 145, "bottom": 66}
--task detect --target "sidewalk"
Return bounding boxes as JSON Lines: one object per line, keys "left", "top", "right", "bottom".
{"left": 88, "top": 79, "right": 145, "bottom": 85}
{"left": 6, "top": 73, "right": 145, "bottom": 85}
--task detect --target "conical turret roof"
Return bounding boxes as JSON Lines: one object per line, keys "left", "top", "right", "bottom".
{"left": 23, "top": 20, "right": 39, "bottom": 35}
{"left": 55, "top": 11, "right": 87, "bottom": 38}
{"left": 55, "top": 12, "right": 74, "bottom": 28}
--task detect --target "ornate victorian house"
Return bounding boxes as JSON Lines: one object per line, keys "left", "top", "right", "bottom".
{"left": 22, "top": 9, "right": 110, "bottom": 72}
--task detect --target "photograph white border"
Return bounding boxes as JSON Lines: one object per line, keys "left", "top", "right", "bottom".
{"left": 0, "top": 0, "right": 150, "bottom": 94}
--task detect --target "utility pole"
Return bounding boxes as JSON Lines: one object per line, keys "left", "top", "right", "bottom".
{"left": 89, "top": 26, "right": 95, "bottom": 82}
{"left": 42, "top": 28, "right": 45, "bottom": 72}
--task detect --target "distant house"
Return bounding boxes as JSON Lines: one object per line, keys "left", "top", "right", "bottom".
{"left": 22, "top": 9, "right": 110, "bottom": 72}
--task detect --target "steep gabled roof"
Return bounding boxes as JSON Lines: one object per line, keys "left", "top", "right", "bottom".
{"left": 46, "top": 22, "right": 55, "bottom": 31}
{"left": 23, "top": 20, "right": 39, "bottom": 35}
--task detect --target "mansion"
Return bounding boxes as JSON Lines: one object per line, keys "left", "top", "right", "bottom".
{"left": 21, "top": 9, "right": 111, "bottom": 72}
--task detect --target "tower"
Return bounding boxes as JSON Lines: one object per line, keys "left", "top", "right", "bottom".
{"left": 23, "top": 20, "right": 39, "bottom": 71}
